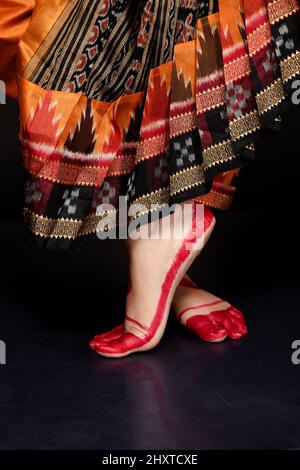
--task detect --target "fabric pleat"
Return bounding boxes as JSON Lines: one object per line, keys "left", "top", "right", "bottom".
{"left": 0, "top": 0, "right": 299, "bottom": 248}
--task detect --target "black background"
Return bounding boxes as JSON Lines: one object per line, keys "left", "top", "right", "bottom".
{"left": 0, "top": 97, "right": 299, "bottom": 451}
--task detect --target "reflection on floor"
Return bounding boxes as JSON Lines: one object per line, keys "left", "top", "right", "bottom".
{"left": 0, "top": 213, "right": 300, "bottom": 450}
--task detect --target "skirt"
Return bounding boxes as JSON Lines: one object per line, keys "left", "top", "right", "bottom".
{"left": 1, "top": 0, "right": 300, "bottom": 248}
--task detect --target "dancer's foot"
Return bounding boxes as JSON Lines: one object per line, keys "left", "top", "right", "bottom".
{"left": 90, "top": 276, "right": 248, "bottom": 346}
{"left": 172, "top": 275, "right": 248, "bottom": 342}
{"left": 89, "top": 202, "right": 216, "bottom": 358}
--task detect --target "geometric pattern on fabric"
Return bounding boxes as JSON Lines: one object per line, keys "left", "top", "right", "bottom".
{"left": 174, "top": 137, "right": 197, "bottom": 168}
{"left": 1, "top": 0, "right": 299, "bottom": 247}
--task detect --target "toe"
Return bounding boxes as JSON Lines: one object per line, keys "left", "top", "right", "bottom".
{"left": 186, "top": 316, "right": 227, "bottom": 342}
{"left": 201, "top": 321, "right": 227, "bottom": 342}
{"left": 89, "top": 324, "right": 124, "bottom": 349}
{"left": 227, "top": 314, "right": 247, "bottom": 337}
{"left": 228, "top": 306, "right": 246, "bottom": 323}
{"left": 230, "top": 315, "right": 248, "bottom": 335}
{"left": 227, "top": 307, "right": 248, "bottom": 334}
{"left": 210, "top": 311, "right": 242, "bottom": 340}
{"left": 95, "top": 332, "right": 144, "bottom": 358}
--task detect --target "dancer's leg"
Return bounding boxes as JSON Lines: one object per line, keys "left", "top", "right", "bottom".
{"left": 90, "top": 202, "right": 215, "bottom": 358}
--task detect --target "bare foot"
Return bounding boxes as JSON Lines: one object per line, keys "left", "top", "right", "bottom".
{"left": 172, "top": 274, "right": 248, "bottom": 342}
{"left": 89, "top": 203, "right": 216, "bottom": 358}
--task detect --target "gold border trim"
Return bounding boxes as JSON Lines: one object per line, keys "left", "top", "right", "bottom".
{"left": 229, "top": 110, "right": 261, "bottom": 141}
{"left": 202, "top": 140, "right": 235, "bottom": 170}
{"left": 281, "top": 50, "right": 300, "bottom": 83}
{"left": 169, "top": 111, "right": 197, "bottom": 138}
{"left": 256, "top": 78, "right": 285, "bottom": 114}
{"left": 195, "top": 190, "right": 234, "bottom": 210}
{"left": 268, "top": 0, "right": 299, "bottom": 25}
{"left": 170, "top": 165, "right": 205, "bottom": 196}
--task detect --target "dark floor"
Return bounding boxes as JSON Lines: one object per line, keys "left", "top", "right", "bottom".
{"left": 0, "top": 208, "right": 300, "bottom": 450}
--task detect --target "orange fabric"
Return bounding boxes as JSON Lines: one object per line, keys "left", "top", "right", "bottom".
{"left": 0, "top": 0, "right": 35, "bottom": 100}
{"left": 17, "top": 0, "right": 71, "bottom": 78}
{"left": 5, "top": 0, "right": 298, "bottom": 244}
{"left": 2, "top": 0, "right": 241, "bottom": 216}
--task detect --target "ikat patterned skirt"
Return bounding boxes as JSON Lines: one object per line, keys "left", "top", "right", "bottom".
{"left": 1, "top": 0, "right": 300, "bottom": 248}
